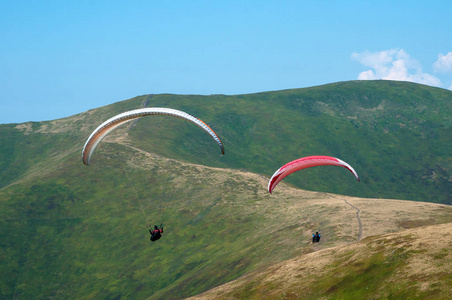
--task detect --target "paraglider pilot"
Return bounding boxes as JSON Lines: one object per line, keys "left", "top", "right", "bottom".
{"left": 149, "top": 224, "right": 163, "bottom": 242}
{"left": 312, "top": 231, "right": 321, "bottom": 243}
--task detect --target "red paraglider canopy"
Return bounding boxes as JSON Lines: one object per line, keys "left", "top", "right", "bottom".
{"left": 268, "top": 155, "right": 360, "bottom": 193}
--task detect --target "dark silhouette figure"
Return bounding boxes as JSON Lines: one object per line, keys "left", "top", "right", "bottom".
{"left": 149, "top": 224, "right": 163, "bottom": 242}
{"left": 312, "top": 231, "right": 321, "bottom": 243}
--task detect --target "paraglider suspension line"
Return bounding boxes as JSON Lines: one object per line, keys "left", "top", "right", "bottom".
{"left": 285, "top": 197, "right": 309, "bottom": 228}
{"left": 122, "top": 165, "right": 150, "bottom": 225}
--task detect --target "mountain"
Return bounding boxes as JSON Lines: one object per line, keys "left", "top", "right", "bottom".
{"left": 2, "top": 80, "right": 450, "bottom": 204}
{"left": 0, "top": 80, "right": 451, "bottom": 299}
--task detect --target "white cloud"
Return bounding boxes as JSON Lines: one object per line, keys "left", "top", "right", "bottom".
{"left": 351, "top": 49, "right": 442, "bottom": 87}
{"left": 433, "top": 52, "right": 452, "bottom": 73}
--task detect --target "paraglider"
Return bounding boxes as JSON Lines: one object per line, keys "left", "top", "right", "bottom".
{"left": 312, "top": 231, "right": 321, "bottom": 243}
{"left": 81, "top": 107, "right": 224, "bottom": 243}
{"left": 268, "top": 155, "right": 359, "bottom": 193}
{"left": 149, "top": 224, "right": 164, "bottom": 242}
{"left": 82, "top": 107, "right": 224, "bottom": 165}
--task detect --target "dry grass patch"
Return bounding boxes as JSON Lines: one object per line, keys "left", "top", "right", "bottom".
{"left": 190, "top": 223, "right": 452, "bottom": 299}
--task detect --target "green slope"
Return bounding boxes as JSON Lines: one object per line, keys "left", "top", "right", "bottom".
{"left": 2, "top": 144, "right": 452, "bottom": 300}
{"left": 0, "top": 145, "right": 334, "bottom": 299}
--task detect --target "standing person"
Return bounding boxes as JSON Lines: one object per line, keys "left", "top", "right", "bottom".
{"left": 149, "top": 224, "right": 164, "bottom": 242}
{"left": 312, "top": 231, "right": 321, "bottom": 243}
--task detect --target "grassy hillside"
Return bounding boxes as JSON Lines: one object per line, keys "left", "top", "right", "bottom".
{"left": 1, "top": 143, "right": 452, "bottom": 299}
{"left": 191, "top": 222, "right": 452, "bottom": 300}
{"left": 0, "top": 80, "right": 451, "bottom": 299}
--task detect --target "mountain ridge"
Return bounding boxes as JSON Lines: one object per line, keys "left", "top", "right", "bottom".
{"left": 2, "top": 80, "right": 451, "bottom": 203}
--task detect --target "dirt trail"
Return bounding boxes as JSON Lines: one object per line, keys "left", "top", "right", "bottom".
{"left": 343, "top": 199, "right": 362, "bottom": 241}
{"left": 126, "top": 94, "right": 153, "bottom": 131}
{"left": 142, "top": 94, "right": 152, "bottom": 107}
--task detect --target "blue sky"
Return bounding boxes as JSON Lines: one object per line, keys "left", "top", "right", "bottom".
{"left": 1, "top": 0, "right": 451, "bottom": 124}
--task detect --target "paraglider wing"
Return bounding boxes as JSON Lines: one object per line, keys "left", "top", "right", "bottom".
{"left": 267, "top": 155, "right": 359, "bottom": 193}
{"left": 82, "top": 107, "right": 224, "bottom": 165}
